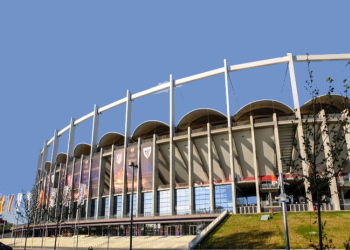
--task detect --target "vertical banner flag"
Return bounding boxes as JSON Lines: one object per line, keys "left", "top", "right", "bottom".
{"left": 91, "top": 154, "right": 100, "bottom": 197}
{"left": 81, "top": 157, "right": 90, "bottom": 198}
{"left": 73, "top": 160, "right": 81, "bottom": 200}
{"left": 141, "top": 142, "right": 153, "bottom": 191}
{"left": 59, "top": 166, "right": 66, "bottom": 189}
{"left": 49, "top": 188, "right": 57, "bottom": 208}
{"left": 113, "top": 148, "right": 124, "bottom": 194}
{"left": 37, "top": 190, "right": 44, "bottom": 209}
{"left": 16, "top": 193, "right": 23, "bottom": 211}
{"left": 26, "top": 192, "right": 32, "bottom": 209}
{"left": 126, "top": 145, "right": 138, "bottom": 193}
{"left": 66, "top": 162, "right": 73, "bottom": 188}
{"left": 44, "top": 174, "right": 50, "bottom": 205}
{"left": 0, "top": 196, "right": 6, "bottom": 215}
{"left": 7, "top": 195, "right": 15, "bottom": 213}
{"left": 63, "top": 186, "right": 71, "bottom": 207}
{"left": 78, "top": 184, "right": 86, "bottom": 206}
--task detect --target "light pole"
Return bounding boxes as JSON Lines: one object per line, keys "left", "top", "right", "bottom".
{"left": 128, "top": 162, "right": 138, "bottom": 250}
{"left": 278, "top": 173, "right": 290, "bottom": 250}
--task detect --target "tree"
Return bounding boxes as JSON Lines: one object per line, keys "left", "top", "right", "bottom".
{"left": 45, "top": 184, "right": 74, "bottom": 250}
{"left": 287, "top": 57, "right": 349, "bottom": 250}
{"left": 16, "top": 186, "right": 46, "bottom": 250}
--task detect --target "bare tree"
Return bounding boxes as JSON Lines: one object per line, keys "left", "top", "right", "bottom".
{"left": 288, "top": 58, "right": 349, "bottom": 250}
{"left": 17, "top": 185, "right": 45, "bottom": 250}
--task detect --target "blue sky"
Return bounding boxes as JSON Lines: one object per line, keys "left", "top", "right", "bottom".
{"left": 0, "top": 1, "right": 349, "bottom": 216}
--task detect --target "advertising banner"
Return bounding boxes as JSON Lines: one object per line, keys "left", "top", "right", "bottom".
{"left": 91, "top": 154, "right": 100, "bottom": 197}
{"left": 140, "top": 142, "right": 153, "bottom": 191}
{"left": 81, "top": 157, "right": 90, "bottom": 198}
{"left": 7, "top": 195, "right": 14, "bottom": 213}
{"left": 66, "top": 162, "right": 73, "bottom": 188}
{"left": 59, "top": 166, "right": 66, "bottom": 189}
{"left": 73, "top": 160, "right": 81, "bottom": 200}
{"left": 113, "top": 148, "right": 124, "bottom": 194}
{"left": 126, "top": 145, "right": 138, "bottom": 193}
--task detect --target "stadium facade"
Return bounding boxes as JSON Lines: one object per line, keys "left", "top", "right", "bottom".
{"left": 31, "top": 53, "right": 350, "bottom": 237}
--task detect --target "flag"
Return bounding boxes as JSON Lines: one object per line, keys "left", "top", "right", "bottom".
{"left": 63, "top": 186, "right": 71, "bottom": 207}
{"left": 78, "top": 184, "right": 86, "bottom": 206}
{"left": 7, "top": 195, "right": 14, "bottom": 213}
{"left": 0, "top": 196, "right": 6, "bottom": 215}
{"left": 16, "top": 193, "right": 23, "bottom": 211}
{"left": 49, "top": 188, "right": 57, "bottom": 208}
{"left": 26, "top": 192, "right": 32, "bottom": 209}
{"left": 37, "top": 190, "right": 44, "bottom": 208}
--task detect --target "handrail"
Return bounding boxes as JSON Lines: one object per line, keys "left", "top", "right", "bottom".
{"left": 188, "top": 209, "right": 228, "bottom": 249}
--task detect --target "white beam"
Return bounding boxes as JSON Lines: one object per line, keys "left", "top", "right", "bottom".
{"left": 295, "top": 53, "right": 350, "bottom": 62}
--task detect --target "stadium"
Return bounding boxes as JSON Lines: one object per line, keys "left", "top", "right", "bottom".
{"left": 8, "top": 53, "right": 350, "bottom": 248}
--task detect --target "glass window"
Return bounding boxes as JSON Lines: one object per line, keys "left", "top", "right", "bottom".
{"left": 214, "top": 185, "right": 233, "bottom": 212}
{"left": 141, "top": 192, "right": 152, "bottom": 216}
{"left": 194, "top": 187, "right": 210, "bottom": 213}
{"left": 126, "top": 194, "right": 136, "bottom": 215}
{"left": 113, "top": 196, "right": 122, "bottom": 217}
{"left": 175, "top": 188, "right": 189, "bottom": 215}
{"left": 157, "top": 190, "right": 170, "bottom": 216}
{"left": 102, "top": 197, "right": 110, "bottom": 218}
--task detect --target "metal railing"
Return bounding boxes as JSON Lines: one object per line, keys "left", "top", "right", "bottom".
{"left": 287, "top": 203, "right": 309, "bottom": 212}
{"left": 236, "top": 205, "right": 258, "bottom": 214}
{"left": 192, "top": 127, "right": 207, "bottom": 133}
{"left": 260, "top": 182, "right": 279, "bottom": 189}
{"left": 255, "top": 117, "right": 273, "bottom": 123}
{"left": 188, "top": 210, "right": 228, "bottom": 249}
{"left": 232, "top": 120, "right": 250, "bottom": 127}
{"left": 278, "top": 115, "right": 296, "bottom": 121}
{"left": 211, "top": 124, "right": 228, "bottom": 130}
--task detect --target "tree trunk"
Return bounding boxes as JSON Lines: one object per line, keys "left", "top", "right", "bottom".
{"left": 317, "top": 203, "right": 323, "bottom": 250}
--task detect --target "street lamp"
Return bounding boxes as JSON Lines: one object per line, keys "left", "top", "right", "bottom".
{"left": 276, "top": 173, "right": 290, "bottom": 250}
{"left": 128, "top": 161, "right": 138, "bottom": 250}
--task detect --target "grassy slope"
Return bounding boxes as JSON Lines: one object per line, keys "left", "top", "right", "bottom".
{"left": 199, "top": 211, "right": 350, "bottom": 249}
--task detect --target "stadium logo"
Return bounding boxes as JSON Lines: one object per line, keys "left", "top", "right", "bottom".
{"left": 116, "top": 153, "right": 122, "bottom": 164}
{"left": 143, "top": 147, "right": 151, "bottom": 159}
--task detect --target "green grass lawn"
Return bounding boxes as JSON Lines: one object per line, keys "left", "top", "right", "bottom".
{"left": 199, "top": 211, "right": 350, "bottom": 249}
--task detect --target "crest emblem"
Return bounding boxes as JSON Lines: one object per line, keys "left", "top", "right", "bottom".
{"left": 143, "top": 147, "right": 152, "bottom": 159}
{"left": 116, "top": 153, "right": 122, "bottom": 164}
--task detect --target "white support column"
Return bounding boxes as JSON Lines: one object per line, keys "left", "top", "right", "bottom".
{"left": 188, "top": 127, "right": 194, "bottom": 215}
{"left": 67, "top": 118, "right": 76, "bottom": 160}
{"left": 108, "top": 145, "right": 115, "bottom": 218}
{"left": 288, "top": 53, "right": 313, "bottom": 210}
{"left": 122, "top": 90, "right": 132, "bottom": 216}
{"left": 273, "top": 113, "right": 283, "bottom": 174}
{"left": 87, "top": 105, "right": 100, "bottom": 219}
{"left": 136, "top": 137, "right": 141, "bottom": 217}
{"left": 152, "top": 134, "right": 158, "bottom": 216}
{"left": 224, "top": 59, "right": 237, "bottom": 213}
{"left": 207, "top": 123, "right": 214, "bottom": 212}
{"left": 320, "top": 110, "right": 341, "bottom": 210}
{"left": 169, "top": 74, "right": 175, "bottom": 215}
{"left": 96, "top": 151, "right": 103, "bottom": 218}
{"left": 50, "top": 130, "right": 60, "bottom": 173}
{"left": 250, "top": 116, "right": 261, "bottom": 213}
